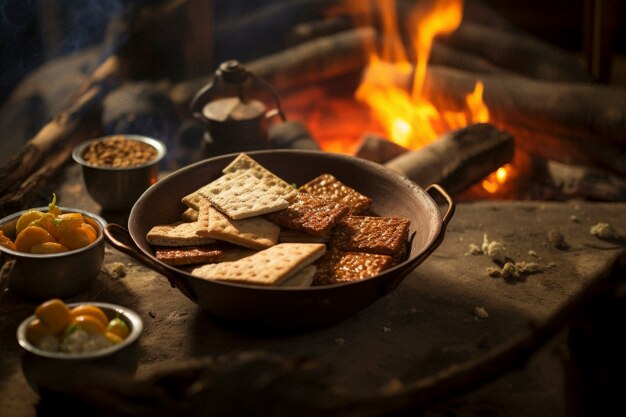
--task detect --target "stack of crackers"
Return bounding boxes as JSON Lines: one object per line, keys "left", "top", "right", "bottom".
{"left": 146, "top": 153, "right": 411, "bottom": 287}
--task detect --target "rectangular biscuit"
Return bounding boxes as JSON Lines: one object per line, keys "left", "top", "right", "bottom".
{"left": 198, "top": 169, "right": 295, "bottom": 220}
{"left": 181, "top": 207, "right": 199, "bottom": 222}
{"left": 146, "top": 221, "right": 216, "bottom": 246}
{"left": 265, "top": 192, "right": 350, "bottom": 237}
{"left": 154, "top": 245, "right": 224, "bottom": 266}
{"left": 181, "top": 190, "right": 210, "bottom": 211}
{"left": 278, "top": 265, "right": 316, "bottom": 288}
{"left": 313, "top": 249, "right": 393, "bottom": 285}
{"left": 191, "top": 243, "right": 326, "bottom": 286}
{"left": 197, "top": 204, "right": 280, "bottom": 250}
{"left": 299, "top": 173, "right": 372, "bottom": 214}
{"left": 330, "top": 215, "right": 410, "bottom": 256}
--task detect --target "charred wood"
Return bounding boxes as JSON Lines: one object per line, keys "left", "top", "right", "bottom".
{"left": 0, "top": 55, "right": 127, "bottom": 216}
{"left": 170, "top": 27, "right": 375, "bottom": 110}
{"left": 420, "top": 65, "right": 626, "bottom": 149}
{"left": 437, "top": 21, "right": 593, "bottom": 83}
{"left": 354, "top": 133, "right": 410, "bottom": 163}
{"left": 532, "top": 158, "right": 626, "bottom": 202}
{"left": 383, "top": 123, "right": 515, "bottom": 195}
{"left": 268, "top": 120, "right": 320, "bottom": 151}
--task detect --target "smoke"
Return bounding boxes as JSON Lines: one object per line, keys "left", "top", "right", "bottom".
{"left": 0, "top": 0, "right": 127, "bottom": 103}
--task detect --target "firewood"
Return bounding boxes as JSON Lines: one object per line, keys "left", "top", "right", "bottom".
{"left": 531, "top": 159, "right": 626, "bottom": 202}
{"left": 421, "top": 65, "right": 626, "bottom": 147}
{"left": 383, "top": 123, "right": 515, "bottom": 195}
{"left": 370, "top": 63, "right": 625, "bottom": 174}
{"left": 437, "top": 21, "right": 593, "bottom": 83}
{"left": 0, "top": 56, "right": 126, "bottom": 216}
{"left": 354, "top": 133, "right": 409, "bottom": 163}
{"left": 169, "top": 27, "right": 376, "bottom": 110}
{"left": 268, "top": 120, "right": 320, "bottom": 150}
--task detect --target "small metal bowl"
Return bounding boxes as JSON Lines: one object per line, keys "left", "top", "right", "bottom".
{"left": 0, "top": 207, "right": 107, "bottom": 300}
{"left": 72, "top": 134, "right": 167, "bottom": 212}
{"left": 16, "top": 301, "right": 143, "bottom": 393}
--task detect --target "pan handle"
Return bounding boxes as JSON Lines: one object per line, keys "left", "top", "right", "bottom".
{"left": 420, "top": 183, "right": 455, "bottom": 259}
{"left": 425, "top": 184, "right": 455, "bottom": 229}
{"left": 103, "top": 223, "right": 198, "bottom": 301}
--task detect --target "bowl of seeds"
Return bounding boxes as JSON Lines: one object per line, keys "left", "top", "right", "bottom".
{"left": 73, "top": 134, "right": 167, "bottom": 212}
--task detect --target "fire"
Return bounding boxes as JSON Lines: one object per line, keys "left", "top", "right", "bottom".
{"left": 344, "top": 0, "right": 508, "bottom": 192}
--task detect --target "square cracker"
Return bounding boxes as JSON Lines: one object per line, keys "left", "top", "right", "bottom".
{"left": 313, "top": 249, "right": 393, "bottom": 285}
{"left": 265, "top": 192, "right": 350, "bottom": 237}
{"left": 196, "top": 203, "right": 280, "bottom": 250}
{"left": 181, "top": 191, "right": 208, "bottom": 211}
{"left": 278, "top": 265, "right": 316, "bottom": 287}
{"left": 154, "top": 245, "right": 224, "bottom": 266}
{"left": 199, "top": 169, "right": 295, "bottom": 220}
{"left": 146, "top": 221, "right": 216, "bottom": 246}
{"left": 299, "top": 173, "right": 372, "bottom": 214}
{"left": 191, "top": 242, "right": 326, "bottom": 286}
{"left": 331, "top": 215, "right": 410, "bottom": 256}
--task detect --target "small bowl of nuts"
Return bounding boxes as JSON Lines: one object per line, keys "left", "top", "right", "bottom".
{"left": 16, "top": 299, "right": 143, "bottom": 393}
{"left": 72, "top": 134, "right": 167, "bottom": 212}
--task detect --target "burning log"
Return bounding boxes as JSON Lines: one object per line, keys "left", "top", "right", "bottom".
{"left": 383, "top": 123, "right": 514, "bottom": 195}
{"left": 354, "top": 132, "right": 409, "bottom": 163}
{"left": 349, "top": 63, "right": 624, "bottom": 176}
{"left": 420, "top": 66, "right": 626, "bottom": 168}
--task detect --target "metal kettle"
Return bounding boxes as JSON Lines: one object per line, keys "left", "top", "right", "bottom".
{"left": 189, "top": 60, "right": 285, "bottom": 155}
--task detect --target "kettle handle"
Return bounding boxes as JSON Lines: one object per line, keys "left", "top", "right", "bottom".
{"left": 188, "top": 60, "right": 286, "bottom": 123}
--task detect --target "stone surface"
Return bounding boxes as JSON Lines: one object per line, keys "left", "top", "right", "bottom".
{"left": 1, "top": 189, "right": 625, "bottom": 416}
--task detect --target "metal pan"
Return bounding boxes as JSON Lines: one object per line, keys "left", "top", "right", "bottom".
{"left": 104, "top": 149, "right": 455, "bottom": 331}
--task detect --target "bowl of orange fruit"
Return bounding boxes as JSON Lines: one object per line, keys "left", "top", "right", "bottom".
{"left": 16, "top": 298, "right": 143, "bottom": 392}
{"left": 0, "top": 194, "right": 106, "bottom": 300}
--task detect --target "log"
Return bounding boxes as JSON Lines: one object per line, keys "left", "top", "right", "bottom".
{"left": 383, "top": 123, "right": 515, "bottom": 195}
{"left": 437, "top": 21, "right": 593, "bottom": 83}
{"left": 532, "top": 158, "right": 626, "bottom": 202}
{"left": 421, "top": 65, "right": 626, "bottom": 147}
{"left": 268, "top": 120, "right": 320, "bottom": 151}
{"left": 370, "top": 63, "right": 625, "bottom": 173}
{"left": 0, "top": 56, "right": 125, "bottom": 214}
{"left": 353, "top": 133, "right": 409, "bottom": 163}
{"left": 169, "top": 27, "right": 376, "bottom": 110}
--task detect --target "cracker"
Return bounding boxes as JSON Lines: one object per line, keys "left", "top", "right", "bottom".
{"left": 197, "top": 204, "right": 280, "bottom": 250}
{"left": 146, "top": 221, "right": 216, "bottom": 246}
{"left": 199, "top": 169, "right": 295, "bottom": 220}
{"left": 191, "top": 243, "right": 326, "bottom": 286}
{"left": 265, "top": 192, "right": 350, "bottom": 237}
{"left": 181, "top": 190, "right": 209, "bottom": 211}
{"left": 331, "top": 215, "right": 410, "bottom": 256}
{"left": 223, "top": 153, "right": 290, "bottom": 189}
{"left": 181, "top": 207, "right": 199, "bottom": 222}
{"left": 313, "top": 249, "right": 393, "bottom": 285}
{"left": 154, "top": 245, "right": 224, "bottom": 266}
{"left": 278, "top": 265, "right": 316, "bottom": 288}
{"left": 299, "top": 173, "right": 372, "bottom": 214}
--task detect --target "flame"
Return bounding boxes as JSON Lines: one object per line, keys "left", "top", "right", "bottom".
{"left": 344, "top": 0, "right": 505, "bottom": 192}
